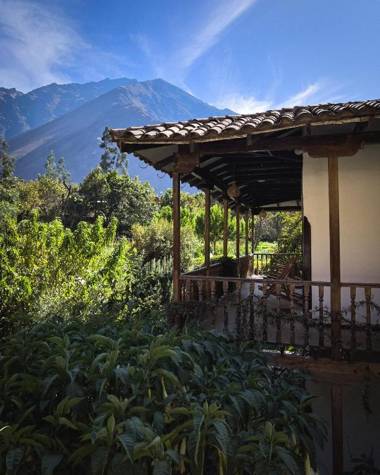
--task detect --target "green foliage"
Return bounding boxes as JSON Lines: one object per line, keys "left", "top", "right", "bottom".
{"left": 18, "top": 176, "right": 68, "bottom": 222}
{"left": 0, "top": 179, "right": 19, "bottom": 223}
{"left": 99, "top": 128, "right": 128, "bottom": 173}
{"left": 196, "top": 204, "right": 224, "bottom": 254}
{"left": 0, "top": 214, "right": 136, "bottom": 330}
{"left": 132, "top": 218, "right": 200, "bottom": 271}
{"left": 277, "top": 212, "right": 302, "bottom": 254}
{"left": 0, "top": 321, "right": 325, "bottom": 474}
{"left": 68, "top": 169, "right": 157, "bottom": 236}
{"left": 0, "top": 138, "right": 15, "bottom": 180}
{"left": 253, "top": 211, "right": 302, "bottom": 253}
{"left": 44, "top": 151, "right": 71, "bottom": 184}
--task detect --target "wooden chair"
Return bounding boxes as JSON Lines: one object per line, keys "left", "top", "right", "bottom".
{"left": 259, "top": 256, "right": 301, "bottom": 299}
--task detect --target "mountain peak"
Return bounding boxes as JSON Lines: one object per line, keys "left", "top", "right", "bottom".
{"left": 0, "top": 87, "right": 24, "bottom": 97}
{"left": 8, "top": 77, "right": 231, "bottom": 190}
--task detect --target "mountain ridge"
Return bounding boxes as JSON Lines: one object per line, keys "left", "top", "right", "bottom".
{"left": 0, "top": 77, "right": 138, "bottom": 138}
{"left": 3, "top": 78, "right": 233, "bottom": 190}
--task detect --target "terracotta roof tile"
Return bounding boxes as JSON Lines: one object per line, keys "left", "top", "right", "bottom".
{"left": 110, "top": 99, "right": 380, "bottom": 144}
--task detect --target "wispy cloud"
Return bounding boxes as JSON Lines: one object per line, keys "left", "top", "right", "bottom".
{"left": 0, "top": 0, "right": 129, "bottom": 91}
{"left": 216, "top": 94, "right": 272, "bottom": 113}
{"left": 178, "top": 0, "right": 258, "bottom": 72}
{"left": 216, "top": 80, "right": 347, "bottom": 113}
{"left": 278, "top": 83, "right": 321, "bottom": 108}
{"left": 132, "top": 0, "right": 258, "bottom": 86}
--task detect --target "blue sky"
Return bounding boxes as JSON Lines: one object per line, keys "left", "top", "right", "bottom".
{"left": 0, "top": 0, "right": 379, "bottom": 112}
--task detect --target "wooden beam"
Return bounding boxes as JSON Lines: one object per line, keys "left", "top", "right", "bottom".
{"left": 244, "top": 212, "right": 249, "bottom": 256}
{"left": 216, "top": 165, "right": 302, "bottom": 175}
{"left": 305, "top": 138, "right": 362, "bottom": 158}
{"left": 181, "top": 167, "right": 227, "bottom": 194}
{"left": 174, "top": 152, "right": 200, "bottom": 173}
{"left": 172, "top": 172, "right": 181, "bottom": 302}
{"left": 204, "top": 188, "right": 211, "bottom": 269}
{"left": 154, "top": 154, "right": 176, "bottom": 169}
{"left": 198, "top": 131, "right": 380, "bottom": 155}
{"left": 252, "top": 205, "right": 301, "bottom": 213}
{"left": 328, "top": 156, "right": 342, "bottom": 358}
{"left": 270, "top": 354, "right": 380, "bottom": 384}
{"left": 236, "top": 206, "right": 240, "bottom": 276}
{"left": 121, "top": 143, "right": 167, "bottom": 153}
{"left": 223, "top": 199, "right": 228, "bottom": 257}
{"left": 251, "top": 210, "right": 255, "bottom": 253}
{"left": 331, "top": 385, "right": 343, "bottom": 475}
{"left": 303, "top": 216, "right": 312, "bottom": 281}
{"left": 328, "top": 155, "right": 343, "bottom": 475}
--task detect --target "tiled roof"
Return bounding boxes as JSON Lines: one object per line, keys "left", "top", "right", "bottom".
{"left": 110, "top": 99, "right": 380, "bottom": 144}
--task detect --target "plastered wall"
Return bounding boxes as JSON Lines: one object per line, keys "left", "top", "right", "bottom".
{"left": 302, "top": 144, "right": 380, "bottom": 314}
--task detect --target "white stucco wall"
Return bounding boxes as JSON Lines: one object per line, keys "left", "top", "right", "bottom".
{"left": 303, "top": 144, "right": 380, "bottom": 317}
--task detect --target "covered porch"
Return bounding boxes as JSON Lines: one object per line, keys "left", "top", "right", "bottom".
{"left": 111, "top": 100, "right": 380, "bottom": 362}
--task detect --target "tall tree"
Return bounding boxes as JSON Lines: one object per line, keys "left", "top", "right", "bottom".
{"left": 0, "top": 138, "right": 15, "bottom": 179}
{"left": 99, "top": 127, "right": 128, "bottom": 172}
{"left": 70, "top": 169, "right": 157, "bottom": 236}
{"left": 44, "top": 151, "right": 70, "bottom": 183}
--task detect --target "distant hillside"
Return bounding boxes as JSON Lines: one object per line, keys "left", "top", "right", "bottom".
{"left": 5, "top": 78, "right": 232, "bottom": 190}
{"left": 0, "top": 78, "right": 136, "bottom": 138}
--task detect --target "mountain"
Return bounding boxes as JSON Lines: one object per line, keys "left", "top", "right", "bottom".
{"left": 0, "top": 87, "right": 25, "bottom": 139}
{"left": 0, "top": 78, "right": 137, "bottom": 139}
{"left": 6, "top": 78, "right": 232, "bottom": 189}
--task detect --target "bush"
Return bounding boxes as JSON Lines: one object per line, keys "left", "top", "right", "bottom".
{"left": 132, "top": 219, "right": 201, "bottom": 271}
{"left": 0, "top": 214, "right": 136, "bottom": 333}
{"left": 0, "top": 319, "right": 325, "bottom": 474}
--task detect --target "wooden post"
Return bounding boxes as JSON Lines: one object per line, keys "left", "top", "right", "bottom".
{"left": 244, "top": 212, "right": 249, "bottom": 256}
{"left": 223, "top": 199, "right": 228, "bottom": 258}
{"left": 331, "top": 384, "right": 343, "bottom": 475}
{"left": 328, "top": 155, "right": 343, "bottom": 475}
{"left": 172, "top": 172, "right": 181, "bottom": 302}
{"left": 251, "top": 210, "right": 255, "bottom": 254}
{"left": 328, "top": 155, "right": 341, "bottom": 357}
{"left": 204, "top": 188, "right": 211, "bottom": 270}
{"left": 303, "top": 216, "right": 312, "bottom": 281}
{"left": 236, "top": 206, "right": 240, "bottom": 276}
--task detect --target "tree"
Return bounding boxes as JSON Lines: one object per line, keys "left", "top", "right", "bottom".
{"left": 0, "top": 138, "right": 15, "bottom": 179}
{"left": 99, "top": 127, "right": 128, "bottom": 172}
{"left": 195, "top": 203, "right": 225, "bottom": 254}
{"left": 71, "top": 169, "right": 158, "bottom": 236}
{"left": 277, "top": 212, "right": 302, "bottom": 253}
{"left": 44, "top": 150, "right": 70, "bottom": 183}
{"left": 0, "top": 213, "right": 135, "bottom": 325}
{"left": 18, "top": 176, "right": 68, "bottom": 222}
{"left": 132, "top": 217, "right": 199, "bottom": 270}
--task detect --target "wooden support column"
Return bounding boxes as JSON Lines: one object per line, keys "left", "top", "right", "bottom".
{"left": 236, "top": 206, "right": 240, "bottom": 276}
{"left": 328, "top": 155, "right": 343, "bottom": 475}
{"left": 328, "top": 155, "right": 342, "bottom": 357}
{"left": 251, "top": 210, "right": 255, "bottom": 253}
{"left": 172, "top": 172, "right": 181, "bottom": 302}
{"left": 244, "top": 212, "right": 249, "bottom": 256}
{"left": 331, "top": 384, "right": 343, "bottom": 475}
{"left": 223, "top": 199, "right": 228, "bottom": 258}
{"left": 204, "top": 188, "right": 211, "bottom": 270}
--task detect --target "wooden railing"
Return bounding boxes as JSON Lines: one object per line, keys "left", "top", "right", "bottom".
{"left": 179, "top": 275, "right": 380, "bottom": 357}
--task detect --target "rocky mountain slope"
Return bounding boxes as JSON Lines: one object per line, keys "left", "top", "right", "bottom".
{"left": 2, "top": 78, "right": 232, "bottom": 189}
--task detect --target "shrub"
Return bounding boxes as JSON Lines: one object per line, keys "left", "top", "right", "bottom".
{"left": 0, "top": 214, "right": 136, "bottom": 333}
{"left": 0, "top": 319, "right": 325, "bottom": 474}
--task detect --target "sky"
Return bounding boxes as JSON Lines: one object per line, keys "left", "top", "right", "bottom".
{"left": 0, "top": 0, "right": 379, "bottom": 113}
